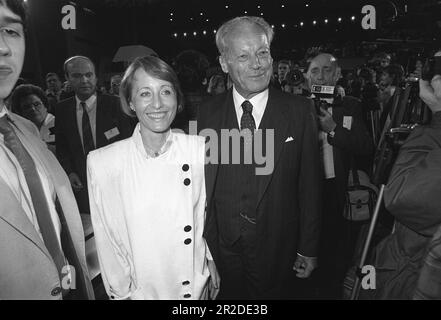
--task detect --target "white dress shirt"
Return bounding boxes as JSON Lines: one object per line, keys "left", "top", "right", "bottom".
{"left": 319, "top": 107, "right": 336, "bottom": 179}
{"left": 39, "top": 113, "right": 55, "bottom": 143}
{"left": 87, "top": 124, "right": 211, "bottom": 300}
{"left": 232, "top": 86, "right": 269, "bottom": 129}
{"left": 310, "top": 94, "right": 336, "bottom": 180}
{"left": 75, "top": 94, "right": 97, "bottom": 149}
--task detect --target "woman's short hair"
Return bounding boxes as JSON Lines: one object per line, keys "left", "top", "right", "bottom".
{"left": 10, "top": 84, "right": 48, "bottom": 115}
{"left": 119, "top": 55, "right": 184, "bottom": 117}
{"left": 215, "top": 16, "right": 274, "bottom": 56}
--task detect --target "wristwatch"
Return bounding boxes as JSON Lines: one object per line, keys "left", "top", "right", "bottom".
{"left": 327, "top": 130, "right": 335, "bottom": 138}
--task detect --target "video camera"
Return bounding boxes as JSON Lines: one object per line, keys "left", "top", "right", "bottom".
{"left": 310, "top": 85, "right": 343, "bottom": 114}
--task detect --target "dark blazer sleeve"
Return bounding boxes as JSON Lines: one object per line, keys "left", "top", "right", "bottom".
{"left": 112, "top": 97, "right": 134, "bottom": 139}
{"left": 55, "top": 99, "right": 74, "bottom": 175}
{"left": 384, "top": 121, "right": 441, "bottom": 236}
{"left": 297, "top": 98, "right": 322, "bottom": 257}
{"left": 329, "top": 97, "right": 373, "bottom": 156}
{"left": 414, "top": 224, "right": 441, "bottom": 299}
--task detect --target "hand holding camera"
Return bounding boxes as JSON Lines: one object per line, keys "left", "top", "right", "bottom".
{"left": 419, "top": 52, "right": 441, "bottom": 114}
{"left": 318, "top": 107, "right": 337, "bottom": 133}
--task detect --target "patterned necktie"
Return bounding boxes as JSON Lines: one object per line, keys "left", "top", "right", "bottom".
{"left": 240, "top": 100, "right": 256, "bottom": 158}
{"left": 81, "top": 102, "right": 95, "bottom": 156}
{"left": 240, "top": 100, "right": 256, "bottom": 131}
{"left": 0, "top": 115, "right": 66, "bottom": 278}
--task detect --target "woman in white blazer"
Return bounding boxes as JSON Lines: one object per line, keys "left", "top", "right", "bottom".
{"left": 87, "top": 56, "right": 219, "bottom": 300}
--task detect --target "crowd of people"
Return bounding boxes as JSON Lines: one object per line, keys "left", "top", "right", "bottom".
{"left": 1, "top": 0, "right": 440, "bottom": 300}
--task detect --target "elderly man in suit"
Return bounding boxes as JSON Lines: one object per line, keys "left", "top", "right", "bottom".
{"left": 56, "top": 56, "right": 133, "bottom": 214}
{"left": 0, "top": 0, "right": 94, "bottom": 299}
{"left": 306, "top": 52, "right": 373, "bottom": 298}
{"left": 197, "top": 16, "right": 321, "bottom": 299}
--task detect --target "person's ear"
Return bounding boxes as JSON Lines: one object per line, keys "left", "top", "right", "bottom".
{"left": 219, "top": 55, "right": 229, "bottom": 74}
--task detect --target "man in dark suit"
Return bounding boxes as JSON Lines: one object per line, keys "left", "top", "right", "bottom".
{"left": 56, "top": 56, "right": 132, "bottom": 214}
{"left": 197, "top": 16, "right": 321, "bottom": 299}
{"left": 306, "top": 53, "right": 373, "bottom": 298}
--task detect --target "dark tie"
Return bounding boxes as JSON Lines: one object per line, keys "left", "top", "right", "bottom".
{"left": 240, "top": 100, "right": 256, "bottom": 151}
{"left": 81, "top": 102, "right": 95, "bottom": 156}
{"left": 0, "top": 115, "right": 66, "bottom": 278}
{"left": 240, "top": 100, "right": 256, "bottom": 131}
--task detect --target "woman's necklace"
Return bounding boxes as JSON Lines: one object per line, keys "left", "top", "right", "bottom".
{"left": 143, "top": 135, "right": 172, "bottom": 158}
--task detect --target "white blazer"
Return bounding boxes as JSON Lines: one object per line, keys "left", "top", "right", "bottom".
{"left": 87, "top": 125, "right": 212, "bottom": 300}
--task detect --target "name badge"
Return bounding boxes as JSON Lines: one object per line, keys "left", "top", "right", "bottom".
{"left": 104, "top": 127, "right": 120, "bottom": 140}
{"left": 343, "top": 116, "right": 352, "bottom": 130}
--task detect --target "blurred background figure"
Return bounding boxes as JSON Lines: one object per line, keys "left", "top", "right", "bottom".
{"left": 408, "top": 57, "right": 425, "bottom": 80}
{"left": 173, "top": 50, "right": 210, "bottom": 131}
{"left": 207, "top": 73, "right": 227, "bottom": 96}
{"left": 276, "top": 59, "right": 291, "bottom": 88}
{"left": 282, "top": 69, "right": 307, "bottom": 96}
{"left": 379, "top": 52, "right": 392, "bottom": 69}
{"left": 59, "top": 80, "right": 75, "bottom": 101}
{"left": 11, "top": 84, "right": 56, "bottom": 153}
{"left": 109, "top": 74, "right": 122, "bottom": 96}
{"left": 45, "top": 72, "right": 62, "bottom": 112}
{"left": 378, "top": 64, "right": 405, "bottom": 132}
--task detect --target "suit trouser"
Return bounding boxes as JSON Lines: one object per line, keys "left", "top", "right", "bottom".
{"left": 217, "top": 216, "right": 260, "bottom": 300}
{"left": 317, "top": 178, "right": 354, "bottom": 298}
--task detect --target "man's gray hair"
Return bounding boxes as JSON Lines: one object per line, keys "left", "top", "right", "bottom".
{"left": 215, "top": 16, "right": 274, "bottom": 56}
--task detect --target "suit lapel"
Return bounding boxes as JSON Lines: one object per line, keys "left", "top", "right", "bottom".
{"left": 0, "top": 180, "right": 52, "bottom": 259}
{"left": 0, "top": 135, "right": 54, "bottom": 261}
{"left": 68, "top": 98, "right": 85, "bottom": 156}
{"left": 205, "top": 90, "right": 236, "bottom": 207}
{"left": 255, "top": 88, "right": 290, "bottom": 208}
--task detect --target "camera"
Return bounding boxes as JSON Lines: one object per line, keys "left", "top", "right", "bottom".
{"left": 422, "top": 56, "right": 441, "bottom": 81}
{"left": 310, "top": 85, "right": 342, "bottom": 113}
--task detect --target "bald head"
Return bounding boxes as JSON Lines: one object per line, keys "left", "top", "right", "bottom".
{"left": 307, "top": 53, "right": 340, "bottom": 88}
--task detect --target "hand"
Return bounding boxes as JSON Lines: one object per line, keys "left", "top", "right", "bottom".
{"left": 318, "top": 107, "right": 337, "bottom": 133}
{"left": 419, "top": 75, "right": 441, "bottom": 114}
{"left": 68, "top": 172, "right": 83, "bottom": 191}
{"left": 293, "top": 255, "right": 318, "bottom": 278}
{"left": 207, "top": 259, "right": 220, "bottom": 300}
{"left": 336, "top": 85, "right": 346, "bottom": 98}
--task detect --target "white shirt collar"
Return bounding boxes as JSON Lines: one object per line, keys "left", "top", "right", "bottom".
{"left": 76, "top": 94, "right": 97, "bottom": 111}
{"left": 132, "top": 123, "right": 174, "bottom": 159}
{"left": 232, "top": 86, "right": 268, "bottom": 129}
{"left": 0, "top": 104, "right": 9, "bottom": 118}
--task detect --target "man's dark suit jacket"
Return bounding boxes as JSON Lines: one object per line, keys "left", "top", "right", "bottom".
{"left": 55, "top": 94, "right": 133, "bottom": 213}
{"left": 326, "top": 96, "right": 373, "bottom": 205}
{"left": 197, "top": 88, "right": 321, "bottom": 294}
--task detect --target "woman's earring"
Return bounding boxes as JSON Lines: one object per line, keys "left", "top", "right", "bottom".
{"left": 129, "top": 103, "right": 135, "bottom": 111}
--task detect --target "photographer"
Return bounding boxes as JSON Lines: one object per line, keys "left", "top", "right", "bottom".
{"left": 306, "top": 53, "right": 373, "bottom": 298}
{"left": 368, "top": 55, "right": 441, "bottom": 300}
